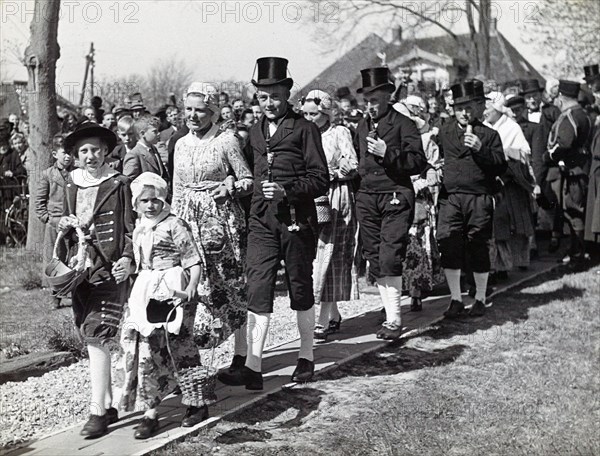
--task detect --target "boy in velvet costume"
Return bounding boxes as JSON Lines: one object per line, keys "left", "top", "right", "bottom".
{"left": 219, "top": 57, "right": 329, "bottom": 389}
{"left": 58, "top": 123, "right": 135, "bottom": 439}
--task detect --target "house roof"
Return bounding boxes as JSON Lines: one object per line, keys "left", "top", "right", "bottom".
{"left": 0, "top": 81, "right": 79, "bottom": 119}
{"left": 301, "top": 32, "right": 544, "bottom": 96}
{"left": 301, "top": 33, "right": 388, "bottom": 95}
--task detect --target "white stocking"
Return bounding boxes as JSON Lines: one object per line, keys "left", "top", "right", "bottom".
{"left": 473, "top": 272, "right": 489, "bottom": 303}
{"left": 245, "top": 311, "right": 270, "bottom": 372}
{"left": 382, "top": 276, "right": 402, "bottom": 326}
{"left": 297, "top": 308, "right": 315, "bottom": 361}
{"left": 444, "top": 269, "right": 462, "bottom": 301}
{"left": 87, "top": 344, "right": 111, "bottom": 416}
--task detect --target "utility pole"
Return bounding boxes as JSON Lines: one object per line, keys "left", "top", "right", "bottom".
{"left": 78, "top": 42, "right": 94, "bottom": 106}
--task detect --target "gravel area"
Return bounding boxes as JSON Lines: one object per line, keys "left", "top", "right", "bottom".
{"left": 0, "top": 283, "right": 382, "bottom": 448}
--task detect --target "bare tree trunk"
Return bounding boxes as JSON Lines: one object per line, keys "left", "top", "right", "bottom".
{"left": 478, "top": 0, "right": 491, "bottom": 77}
{"left": 24, "top": 0, "right": 61, "bottom": 252}
{"left": 466, "top": 0, "right": 480, "bottom": 73}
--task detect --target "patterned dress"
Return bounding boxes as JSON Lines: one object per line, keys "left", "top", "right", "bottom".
{"left": 115, "top": 214, "right": 206, "bottom": 410}
{"left": 312, "top": 125, "right": 360, "bottom": 303}
{"left": 171, "top": 125, "right": 253, "bottom": 346}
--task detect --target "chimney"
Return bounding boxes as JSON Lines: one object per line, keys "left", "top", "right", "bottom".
{"left": 393, "top": 26, "right": 403, "bottom": 44}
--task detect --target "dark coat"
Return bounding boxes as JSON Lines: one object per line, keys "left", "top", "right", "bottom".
{"left": 585, "top": 126, "right": 600, "bottom": 242}
{"left": 167, "top": 125, "right": 189, "bottom": 181}
{"left": 0, "top": 150, "right": 26, "bottom": 177}
{"left": 355, "top": 107, "right": 427, "bottom": 193}
{"left": 35, "top": 164, "right": 71, "bottom": 225}
{"left": 64, "top": 174, "right": 135, "bottom": 263}
{"left": 123, "top": 142, "right": 169, "bottom": 181}
{"left": 516, "top": 117, "right": 545, "bottom": 185}
{"left": 438, "top": 119, "right": 507, "bottom": 195}
{"left": 247, "top": 108, "right": 329, "bottom": 223}
{"left": 546, "top": 104, "right": 592, "bottom": 180}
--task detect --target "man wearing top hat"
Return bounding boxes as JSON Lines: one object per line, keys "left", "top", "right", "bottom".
{"left": 520, "top": 78, "right": 563, "bottom": 251}
{"left": 583, "top": 64, "right": 600, "bottom": 123}
{"left": 354, "top": 67, "right": 427, "bottom": 339}
{"left": 546, "top": 80, "right": 593, "bottom": 262}
{"left": 436, "top": 80, "right": 506, "bottom": 318}
{"left": 219, "top": 57, "right": 329, "bottom": 389}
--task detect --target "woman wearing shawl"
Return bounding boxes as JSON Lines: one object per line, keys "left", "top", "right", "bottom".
{"left": 484, "top": 92, "right": 536, "bottom": 277}
{"left": 301, "top": 89, "right": 359, "bottom": 340}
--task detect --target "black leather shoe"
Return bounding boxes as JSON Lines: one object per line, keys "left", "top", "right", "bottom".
{"left": 410, "top": 297, "right": 422, "bottom": 312}
{"left": 181, "top": 405, "right": 209, "bottom": 427}
{"left": 80, "top": 414, "right": 108, "bottom": 438}
{"left": 327, "top": 317, "right": 342, "bottom": 333}
{"left": 376, "top": 322, "right": 402, "bottom": 340}
{"left": 134, "top": 416, "right": 159, "bottom": 439}
{"left": 106, "top": 407, "right": 119, "bottom": 424}
{"left": 219, "top": 366, "right": 263, "bottom": 390}
{"left": 443, "top": 300, "right": 465, "bottom": 319}
{"left": 291, "top": 358, "right": 314, "bottom": 383}
{"left": 469, "top": 300, "right": 486, "bottom": 317}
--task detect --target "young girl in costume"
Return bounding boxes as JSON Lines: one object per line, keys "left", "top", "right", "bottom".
{"left": 115, "top": 172, "right": 209, "bottom": 440}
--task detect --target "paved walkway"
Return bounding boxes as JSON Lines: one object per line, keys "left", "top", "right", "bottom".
{"left": 3, "top": 256, "right": 560, "bottom": 456}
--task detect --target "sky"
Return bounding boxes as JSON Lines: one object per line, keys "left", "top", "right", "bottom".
{"left": 1, "top": 0, "right": 551, "bottom": 103}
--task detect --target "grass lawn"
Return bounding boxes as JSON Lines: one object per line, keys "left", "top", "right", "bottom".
{"left": 156, "top": 265, "right": 600, "bottom": 456}
{"left": 0, "top": 246, "right": 78, "bottom": 359}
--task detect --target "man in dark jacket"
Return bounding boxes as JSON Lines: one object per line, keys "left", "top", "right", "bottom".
{"left": 437, "top": 80, "right": 507, "bottom": 318}
{"left": 354, "top": 67, "right": 428, "bottom": 340}
{"left": 219, "top": 57, "right": 329, "bottom": 389}
{"left": 547, "top": 80, "right": 593, "bottom": 262}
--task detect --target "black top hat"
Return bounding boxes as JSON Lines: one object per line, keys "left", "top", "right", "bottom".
{"left": 584, "top": 64, "right": 600, "bottom": 82}
{"left": 505, "top": 95, "right": 526, "bottom": 108}
{"left": 64, "top": 122, "right": 118, "bottom": 153}
{"left": 519, "top": 79, "right": 543, "bottom": 95}
{"left": 450, "top": 79, "right": 486, "bottom": 105}
{"left": 252, "top": 57, "right": 293, "bottom": 89}
{"left": 558, "top": 80, "right": 580, "bottom": 99}
{"left": 357, "top": 67, "right": 395, "bottom": 94}
{"left": 335, "top": 86, "right": 352, "bottom": 100}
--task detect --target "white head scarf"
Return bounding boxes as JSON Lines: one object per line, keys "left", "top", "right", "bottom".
{"left": 303, "top": 89, "right": 333, "bottom": 113}
{"left": 184, "top": 82, "right": 221, "bottom": 124}
{"left": 131, "top": 172, "right": 172, "bottom": 268}
{"left": 487, "top": 91, "right": 509, "bottom": 114}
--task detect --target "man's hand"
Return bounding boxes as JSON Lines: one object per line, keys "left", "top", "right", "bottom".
{"left": 58, "top": 215, "right": 79, "bottom": 232}
{"left": 262, "top": 181, "right": 286, "bottom": 202}
{"left": 210, "top": 185, "right": 229, "bottom": 205}
{"left": 4, "top": 170, "right": 13, "bottom": 178}
{"left": 367, "top": 137, "right": 387, "bottom": 157}
{"left": 112, "top": 257, "right": 133, "bottom": 284}
{"left": 464, "top": 133, "right": 482, "bottom": 151}
{"left": 533, "top": 185, "right": 541, "bottom": 197}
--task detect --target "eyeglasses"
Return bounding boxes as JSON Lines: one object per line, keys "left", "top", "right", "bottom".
{"left": 303, "top": 111, "right": 320, "bottom": 118}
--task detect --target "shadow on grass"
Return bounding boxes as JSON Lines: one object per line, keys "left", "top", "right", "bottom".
{"left": 227, "top": 387, "right": 326, "bottom": 428}
{"left": 316, "top": 264, "right": 589, "bottom": 384}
